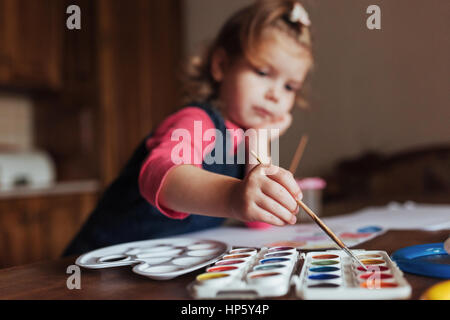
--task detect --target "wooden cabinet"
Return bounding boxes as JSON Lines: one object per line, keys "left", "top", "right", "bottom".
{"left": 97, "top": 0, "right": 182, "bottom": 185}
{"left": 0, "top": 0, "right": 62, "bottom": 89}
{"left": 0, "top": 186, "right": 98, "bottom": 268}
{"left": 0, "top": 0, "right": 182, "bottom": 268}
{"left": 0, "top": 0, "right": 10, "bottom": 82}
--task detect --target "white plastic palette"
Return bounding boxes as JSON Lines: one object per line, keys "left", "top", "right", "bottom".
{"left": 295, "top": 249, "right": 412, "bottom": 300}
{"left": 189, "top": 246, "right": 300, "bottom": 299}
{"left": 75, "top": 238, "right": 229, "bottom": 280}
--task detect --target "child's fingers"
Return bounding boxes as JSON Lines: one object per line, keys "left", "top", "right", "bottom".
{"left": 260, "top": 178, "right": 298, "bottom": 214}
{"left": 253, "top": 203, "right": 288, "bottom": 226}
{"left": 255, "top": 192, "right": 297, "bottom": 224}
{"left": 266, "top": 166, "right": 302, "bottom": 202}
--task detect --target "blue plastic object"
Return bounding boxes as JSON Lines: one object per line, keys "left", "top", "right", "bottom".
{"left": 391, "top": 243, "right": 450, "bottom": 279}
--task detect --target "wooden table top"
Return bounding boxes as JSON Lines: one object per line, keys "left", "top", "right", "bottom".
{"left": 0, "top": 229, "right": 448, "bottom": 300}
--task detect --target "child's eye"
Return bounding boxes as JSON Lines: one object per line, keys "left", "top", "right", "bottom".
{"left": 285, "top": 84, "right": 294, "bottom": 91}
{"left": 285, "top": 84, "right": 301, "bottom": 92}
{"left": 255, "top": 68, "right": 269, "bottom": 77}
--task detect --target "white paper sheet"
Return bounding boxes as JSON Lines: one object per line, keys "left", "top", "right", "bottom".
{"left": 172, "top": 202, "right": 450, "bottom": 248}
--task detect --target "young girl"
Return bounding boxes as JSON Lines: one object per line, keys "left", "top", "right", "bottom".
{"left": 63, "top": 0, "right": 313, "bottom": 256}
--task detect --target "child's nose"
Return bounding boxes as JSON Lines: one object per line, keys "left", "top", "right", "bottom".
{"left": 265, "top": 85, "right": 280, "bottom": 103}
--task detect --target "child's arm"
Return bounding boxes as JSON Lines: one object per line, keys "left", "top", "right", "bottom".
{"left": 159, "top": 163, "right": 301, "bottom": 226}
{"left": 139, "top": 106, "right": 299, "bottom": 226}
{"left": 158, "top": 165, "right": 240, "bottom": 219}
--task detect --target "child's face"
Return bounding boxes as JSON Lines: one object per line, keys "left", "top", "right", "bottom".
{"left": 215, "top": 30, "right": 312, "bottom": 129}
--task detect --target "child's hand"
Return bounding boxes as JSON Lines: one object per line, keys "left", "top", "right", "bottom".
{"left": 230, "top": 163, "right": 302, "bottom": 226}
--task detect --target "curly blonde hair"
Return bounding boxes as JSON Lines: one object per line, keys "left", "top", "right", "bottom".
{"left": 181, "top": 0, "right": 313, "bottom": 109}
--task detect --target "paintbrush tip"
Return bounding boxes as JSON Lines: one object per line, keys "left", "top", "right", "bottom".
{"left": 343, "top": 247, "right": 367, "bottom": 270}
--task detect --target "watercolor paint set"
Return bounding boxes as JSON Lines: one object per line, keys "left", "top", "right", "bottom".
{"left": 189, "top": 246, "right": 300, "bottom": 299}
{"left": 295, "top": 249, "right": 412, "bottom": 299}
{"left": 188, "top": 247, "right": 411, "bottom": 299}
{"left": 76, "top": 238, "right": 229, "bottom": 280}
{"left": 76, "top": 238, "right": 411, "bottom": 299}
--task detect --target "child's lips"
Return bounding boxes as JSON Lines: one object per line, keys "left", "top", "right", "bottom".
{"left": 253, "top": 106, "right": 273, "bottom": 118}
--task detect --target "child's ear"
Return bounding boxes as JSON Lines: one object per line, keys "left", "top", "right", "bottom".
{"left": 210, "top": 48, "right": 229, "bottom": 82}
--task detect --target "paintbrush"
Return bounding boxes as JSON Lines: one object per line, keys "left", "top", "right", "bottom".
{"left": 288, "top": 135, "right": 308, "bottom": 175}
{"left": 250, "top": 150, "right": 367, "bottom": 270}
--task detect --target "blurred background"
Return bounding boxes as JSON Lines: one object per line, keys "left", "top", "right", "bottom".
{"left": 0, "top": 0, "right": 448, "bottom": 267}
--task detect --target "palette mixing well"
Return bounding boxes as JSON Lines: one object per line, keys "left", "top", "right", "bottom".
{"left": 76, "top": 238, "right": 229, "bottom": 280}
{"left": 189, "top": 246, "right": 300, "bottom": 299}
{"left": 295, "top": 249, "right": 412, "bottom": 299}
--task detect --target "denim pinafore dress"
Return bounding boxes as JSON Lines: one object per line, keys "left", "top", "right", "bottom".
{"left": 63, "top": 102, "right": 245, "bottom": 256}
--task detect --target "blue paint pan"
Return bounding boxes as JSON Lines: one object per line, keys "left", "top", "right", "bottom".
{"left": 391, "top": 243, "right": 450, "bottom": 279}
{"left": 308, "top": 274, "right": 340, "bottom": 280}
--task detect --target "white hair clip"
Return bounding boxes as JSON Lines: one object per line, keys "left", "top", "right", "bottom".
{"left": 290, "top": 2, "right": 311, "bottom": 26}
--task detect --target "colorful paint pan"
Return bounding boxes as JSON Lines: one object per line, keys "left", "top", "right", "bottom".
{"left": 309, "top": 266, "right": 340, "bottom": 273}
{"left": 264, "top": 252, "right": 293, "bottom": 258}
{"left": 197, "top": 273, "right": 230, "bottom": 281}
{"left": 206, "top": 266, "right": 238, "bottom": 273}
{"left": 259, "top": 257, "right": 291, "bottom": 264}
{"left": 360, "top": 281, "right": 399, "bottom": 289}
{"left": 312, "top": 254, "right": 339, "bottom": 260}
{"left": 308, "top": 274, "right": 340, "bottom": 280}
{"left": 361, "top": 259, "right": 386, "bottom": 265}
{"left": 357, "top": 265, "right": 389, "bottom": 272}
{"left": 205, "top": 265, "right": 242, "bottom": 276}
{"left": 359, "top": 273, "right": 394, "bottom": 280}
{"left": 222, "top": 254, "right": 252, "bottom": 260}
{"left": 215, "top": 259, "right": 246, "bottom": 266}
{"left": 311, "top": 260, "right": 339, "bottom": 266}
{"left": 253, "top": 264, "right": 288, "bottom": 272}
{"left": 249, "top": 271, "right": 283, "bottom": 279}
{"left": 247, "top": 271, "right": 286, "bottom": 285}
{"left": 196, "top": 272, "right": 232, "bottom": 286}
{"left": 308, "top": 283, "right": 340, "bottom": 288}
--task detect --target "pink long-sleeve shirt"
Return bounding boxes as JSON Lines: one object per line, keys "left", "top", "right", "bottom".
{"left": 138, "top": 106, "right": 244, "bottom": 220}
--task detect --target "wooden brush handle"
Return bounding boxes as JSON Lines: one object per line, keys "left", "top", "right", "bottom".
{"left": 289, "top": 135, "right": 308, "bottom": 175}
{"left": 297, "top": 200, "right": 346, "bottom": 249}
{"left": 251, "top": 149, "right": 347, "bottom": 249}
